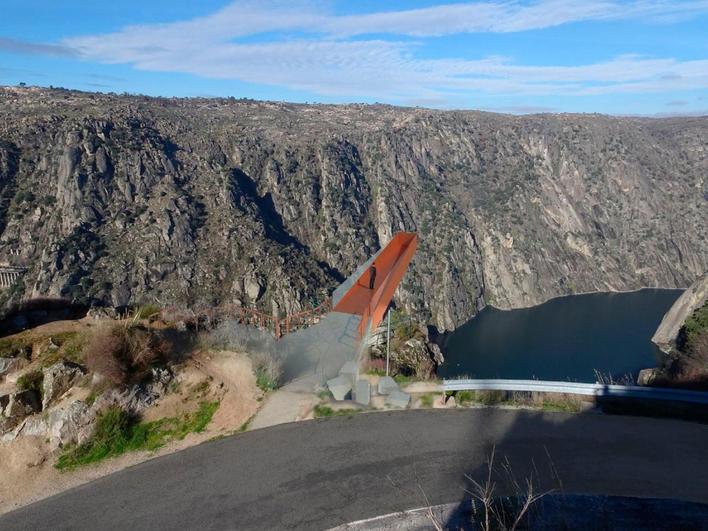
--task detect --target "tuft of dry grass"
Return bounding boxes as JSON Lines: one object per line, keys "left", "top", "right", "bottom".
{"left": 465, "top": 446, "right": 554, "bottom": 531}
{"left": 84, "top": 324, "right": 176, "bottom": 386}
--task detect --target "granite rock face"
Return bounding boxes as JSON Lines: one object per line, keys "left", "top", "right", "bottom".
{"left": 1, "top": 87, "right": 707, "bottom": 331}
{"left": 41, "top": 361, "right": 85, "bottom": 409}
{"left": 47, "top": 400, "right": 91, "bottom": 450}
{"left": 0, "top": 357, "right": 23, "bottom": 378}
{"left": 2, "top": 390, "right": 41, "bottom": 420}
{"left": 652, "top": 274, "right": 708, "bottom": 352}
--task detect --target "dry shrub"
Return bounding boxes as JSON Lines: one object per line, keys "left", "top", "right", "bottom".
{"left": 85, "top": 326, "right": 125, "bottom": 386}
{"left": 466, "top": 446, "right": 554, "bottom": 531}
{"left": 85, "top": 324, "right": 174, "bottom": 386}
{"left": 250, "top": 350, "right": 283, "bottom": 392}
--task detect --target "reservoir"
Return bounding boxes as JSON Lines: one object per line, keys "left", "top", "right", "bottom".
{"left": 439, "top": 288, "right": 683, "bottom": 383}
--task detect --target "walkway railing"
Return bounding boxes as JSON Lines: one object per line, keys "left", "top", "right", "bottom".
{"left": 160, "top": 298, "right": 332, "bottom": 339}
{"left": 442, "top": 378, "right": 708, "bottom": 405}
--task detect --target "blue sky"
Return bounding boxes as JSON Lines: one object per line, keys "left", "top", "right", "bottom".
{"left": 1, "top": 0, "right": 707, "bottom": 114}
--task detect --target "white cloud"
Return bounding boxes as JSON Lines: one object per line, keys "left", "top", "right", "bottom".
{"left": 0, "top": 37, "right": 76, "bottom": 57}
{"left": 63, "top": 0, "right": 708, "bottom": 43}
{"left": 51, "top": 0, "right": 708, "bottom": 102}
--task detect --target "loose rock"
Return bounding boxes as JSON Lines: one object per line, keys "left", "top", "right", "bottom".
{"left": 42, "top": 361, "right": 86, "bottom": 410}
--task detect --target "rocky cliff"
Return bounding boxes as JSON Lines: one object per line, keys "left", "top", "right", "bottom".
{"left": 653, "top": 274, "right": 708, "bottom": 352}
{"left": 1, "top": 86, "right": 706, "bottom": 331}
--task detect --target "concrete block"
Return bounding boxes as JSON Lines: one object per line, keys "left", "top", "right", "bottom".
{"left": 354, "top": 379, "right": 371, "bottom": 406}
{"left": 377, "top": 376, "right": 398, "bottom": 396}
{"left": 386, "top": 390, "right": 410, "bottom": 409}
{"left": 327, "top": 376, "right": 352, "bottom": 401}
{"left": 338, "top": 361, "right": 359, "bottom": 384}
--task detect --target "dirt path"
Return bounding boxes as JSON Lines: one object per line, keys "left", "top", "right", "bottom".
{"left": 249, "top": 375, "right": 320, "bottom": 429}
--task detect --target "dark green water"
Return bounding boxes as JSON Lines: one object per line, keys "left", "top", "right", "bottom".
{"left": 439, "top": 289, "right": 683, "bottom": 383}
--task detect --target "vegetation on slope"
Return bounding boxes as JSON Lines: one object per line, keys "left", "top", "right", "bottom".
{"left": 56, "top": 401, "right": 219, "bottom": 470}
{"left": 453, "top": 390, "right": 584, "bottom": 413}
{"left": 669, "top": 302, "right": 708, "bottom": 388}
{"left": 84, "top": 322, "right": 185, "bottom": 386}
{"left": 678, "top": 302, "right": 708, "bottom": 361}
{"left": 313, "top": 404, "right": 360, "bottom": 418}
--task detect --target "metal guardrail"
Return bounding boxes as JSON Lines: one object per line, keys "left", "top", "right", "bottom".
{"left": 442, "top": 379, "right": 708, "bottom": 405}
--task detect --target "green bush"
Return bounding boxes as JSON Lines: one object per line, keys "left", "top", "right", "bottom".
{"left": 539, "top": 399, "right": 583, "bottom": 413}
{"left": 313, "top": 404, "right": 334, "bottom": 417}
{"left": 393, "top": 374, "right": 414, "bottom": 385}
{"left": 39, "top": 332, "right": 86, "bottom": 367}
{"left": 255, "top": 366, "right": 279, "bottom": 393}
{"left": 133, "top": 304, "right": 161, "bottom": 320}
{"left": 313, "top": 404, "right": 360, "bottom": 418}
{"left": 391, "top": 309, "right": 419, "bottom": 341}
{"left": 419, "top": 393, "right": 435, "bottom": 408}
{"left": 456, "top": 390, "right": 476, "bottom": 405}
{"left": 317, "top": 389, "right": 332, "bottom": 400}
{"left": 681, "top": 303, "right": 708, "bottom": 362}
{"left": 452, "top": 390, "right": 507, "bottom": 406}
{"left": 17, "top": 370, "right": 43, "bottom": 397}
{"left": 56, "top": 401, "right": 219, "bottom": 470}
{"left": 0, "top": 337, "right": 32, "bottom": 358}
{"left": 475, "top": 390, "right": 508, "bottom": 405}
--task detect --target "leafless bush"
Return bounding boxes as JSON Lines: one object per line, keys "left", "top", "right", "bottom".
{"left": 465, "top": 446, "right": 554, "bottom": 531}
{"left": 201, "top": 320, "right": 276, "bottom": 353}
{"left": 85, "top": 325, "right": 126, "bottom": 386}
{"left": 593, "top": 369, "right": 634, "bottom": 386}
{"left": 202, "top": 320, "right": 284, "bottom": 391}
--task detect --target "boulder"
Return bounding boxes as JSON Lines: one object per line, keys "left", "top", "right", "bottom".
{"left": 377, "top": 376, "right": 399, "bottom": 396}
{"left": 395, "top": 338, "right": 436, "bottom": 379}
{"left": 89, "top": 384, "right": 160, "bottom": 415}
{"left": 354, "top": 379, "right": 371, "bottom": 406}
{"left": 0, "top": 417, "right": 15, "bottom": 435}
{"left": 0, "top": 357, "right": 23, "bottom": 378}
{"left": 87, "top": 307, "right": 118, "bottom": 320}
{"left": 2, "top": 414, "right": 50, "bottom": 442}
{"left": 42, "top": 361, "right": 86, "bottom": 409}
{"left": 637, "top": 367, "right": 662, "bottom": 386}
{"left": 20, "top": 416, "right": 49, "bottom": 437}
{"left": 338, "top": 361, "right": 359, "bottom": 385}
{"left": 4, "top": 390, "right": 41, "bottom": 419}
{"left": 429, "top": 342, "right": 445, "bottom": 365}
{"left": 47, "top": 400, "right": 91, "bottom": 450}
{"left": 327, "top": 375, "right": 352, "bottom": 401}
{"left": 149, "top": 367, "right": 172, "bottom": 395}
{"left": 386, "top": 390, "right": 411, "bottom": 409}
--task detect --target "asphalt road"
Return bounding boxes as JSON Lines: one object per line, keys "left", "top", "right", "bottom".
{"left": 2, "top": 409, "right": 708, "bottom": 530}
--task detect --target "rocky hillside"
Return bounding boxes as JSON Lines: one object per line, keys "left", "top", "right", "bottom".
{"left": 1, "top": 86, "right": 706, "bottom": 331}
{"left": 653, "top": 274, "right": 708, "bottom": 353}
{"left": 642, "top": 274, "right": 708, "bottom": 389}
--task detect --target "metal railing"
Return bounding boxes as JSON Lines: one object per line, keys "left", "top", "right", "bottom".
{"left": 160, "top": 298, "right": 332, "bottom": 339}
{"left": 442, "top": 378, "right": 708, "bottom": 405}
